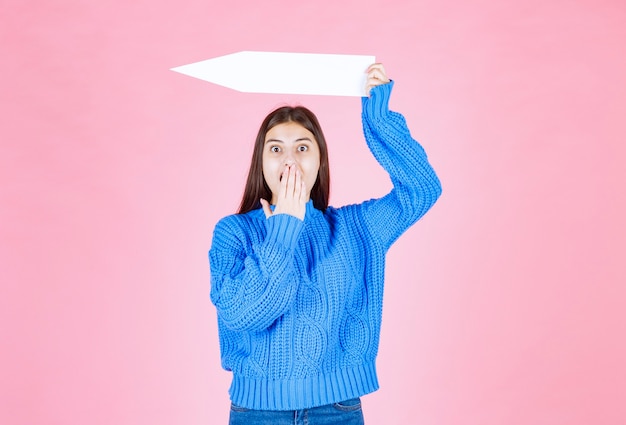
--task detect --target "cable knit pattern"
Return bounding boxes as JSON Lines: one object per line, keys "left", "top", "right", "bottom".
{"left": 209, "top": 81, "right": 442, "bottom": 410}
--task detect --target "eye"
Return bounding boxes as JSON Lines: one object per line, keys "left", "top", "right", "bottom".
{"left": 297, "top": 145, "right": 308, "bottom": 152}
{"left": 269, "top": 145, "right": 281, "bottom": 153}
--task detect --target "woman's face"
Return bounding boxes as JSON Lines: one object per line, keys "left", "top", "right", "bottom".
{"left": 262, "top": 122, "right": 321, "bottom": 205}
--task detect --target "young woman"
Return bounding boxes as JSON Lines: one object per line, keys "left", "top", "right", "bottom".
{"left": 209, "top": 64, "right": 442, "bottom": 425}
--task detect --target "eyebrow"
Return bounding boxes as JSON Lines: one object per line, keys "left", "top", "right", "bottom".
{"left": 265, "top": 137, "right": 314, "bottom": 144}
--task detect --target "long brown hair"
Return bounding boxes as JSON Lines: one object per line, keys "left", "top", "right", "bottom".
{"left": 238, "top": 106, "right": 330, "bottom": 214}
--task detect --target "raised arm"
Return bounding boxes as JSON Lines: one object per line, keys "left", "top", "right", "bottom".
{"left": 359, "top": 65, "right": 442, "bottom": 248}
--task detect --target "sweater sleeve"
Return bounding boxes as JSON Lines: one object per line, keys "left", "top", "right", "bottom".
{"left": 209, "top": 213, "right": 303, "bottom": 332}
{"left": 359, "top": 81, "right": 442, "bottom": 248}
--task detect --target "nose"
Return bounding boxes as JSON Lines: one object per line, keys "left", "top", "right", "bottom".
{"left": 283, "top": 152, "right": 295, "bottom": 166}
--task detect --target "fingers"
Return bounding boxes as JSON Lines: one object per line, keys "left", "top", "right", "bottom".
{"left": 279, "top": 164, "right": 289, "bottom": 198}
{"left": 272, "top": 164, "right": 307, "bottom": 220}
{"left": 293, "top": 167, "right": 305, "bottom": 202}
{"left": 287, "top": 164, "right": 299, "bottom": 199}
{"left": 367, "top": 63, "right": 389, "bottom": 82}
{"left": 365, "top": 62, "right": 390, "bottom": 96}
{"left": 280, "top": 164, "right": 303, "bottom": 201}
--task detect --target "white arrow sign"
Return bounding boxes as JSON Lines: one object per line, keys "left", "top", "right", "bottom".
{"left": 171, "top": 51, "right": 375, "bottom": 97}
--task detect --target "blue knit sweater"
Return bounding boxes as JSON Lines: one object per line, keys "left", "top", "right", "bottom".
{"left": 209, "top": 82, "right": 441, "bottom": 411}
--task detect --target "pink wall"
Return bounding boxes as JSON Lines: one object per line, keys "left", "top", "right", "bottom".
{"left": 2, "top": 0, "right": 625, "bottom": 424}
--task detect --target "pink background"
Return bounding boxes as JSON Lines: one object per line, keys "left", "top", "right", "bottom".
{"left": 2, "top": 1, "right": 625, "bottom": 424}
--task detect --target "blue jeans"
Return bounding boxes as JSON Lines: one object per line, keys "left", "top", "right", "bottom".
{"left": 228, "top": 397, "right": 364, "bottom": 425}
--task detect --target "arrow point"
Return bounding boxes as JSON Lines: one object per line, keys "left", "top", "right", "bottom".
{"left": 171, "top": 51, "right": 375, "bottom": 96}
